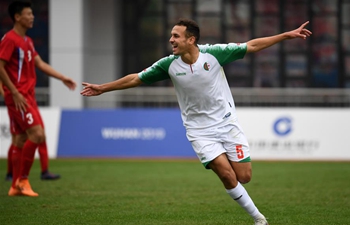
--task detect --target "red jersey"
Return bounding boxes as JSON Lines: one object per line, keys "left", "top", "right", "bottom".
{"left": 0, "top": 29, "right": 38, "bottom": 105}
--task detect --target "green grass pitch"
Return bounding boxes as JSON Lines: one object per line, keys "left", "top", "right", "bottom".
{"left": 1, "top": 159, "right": 350, "bottom": 225}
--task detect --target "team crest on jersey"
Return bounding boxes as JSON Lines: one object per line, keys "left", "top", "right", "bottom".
{"left": 203, "top": 62, "right": 210, "bottom": 71}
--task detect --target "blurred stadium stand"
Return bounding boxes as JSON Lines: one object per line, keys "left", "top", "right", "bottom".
{"left": 1, "top": 0, "right": 350, "bottom": 107}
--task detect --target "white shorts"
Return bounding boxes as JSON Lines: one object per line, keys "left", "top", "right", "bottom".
{"left": 189, "top": 124, "right": 250, "bottom": 169}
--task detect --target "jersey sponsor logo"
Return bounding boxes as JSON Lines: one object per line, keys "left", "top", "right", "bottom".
{"left": 222, "top": 112, "right": 231, "bottom": 119}
{"left": 175, "top": 72, "right": 186, "bottom": 76}
{"left": 203, "top": 62, "right": 210, "bottom": 71}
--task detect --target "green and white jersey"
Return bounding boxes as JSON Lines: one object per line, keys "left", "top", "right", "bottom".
{"left": 138, "top": 43, "right": 247, "bottom": 132}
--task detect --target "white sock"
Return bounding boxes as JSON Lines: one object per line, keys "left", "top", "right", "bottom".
{"left": 226, "top": 182, "right": 264, "bottom": 220}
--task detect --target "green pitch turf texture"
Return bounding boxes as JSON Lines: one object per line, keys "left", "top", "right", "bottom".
{"left": 1, "top": 159, "right": 349, "bottom": 225}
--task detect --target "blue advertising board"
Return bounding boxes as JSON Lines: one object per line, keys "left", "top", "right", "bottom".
{"left": 57, "top": 109, "right": 195, "bottom": 158}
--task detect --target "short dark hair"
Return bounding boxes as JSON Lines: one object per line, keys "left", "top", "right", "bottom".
{"left": 175, "top": 18, "right": 200, "bottom": 44}
{"left": 8, "top": 0, "right": 32, "bottom": 22}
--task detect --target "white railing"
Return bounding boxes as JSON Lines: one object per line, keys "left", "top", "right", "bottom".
{"left": 87, "top": 87, "right": 350, "bottom": 108}
{"left": 1, "top": 87, "right": 349, "bottom": 107}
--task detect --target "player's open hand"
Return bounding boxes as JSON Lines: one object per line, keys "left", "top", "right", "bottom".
{"left": 286, "top": 21, "right": 312, "bottom": 40}
{"left": 12, "top": 92, "right": 28, "bottom": 112}
{"left": 80, "top": 82, "right": 103, "bottom": 96}
{"left": 62, "top": 77, "right": 77, "bottom": 91}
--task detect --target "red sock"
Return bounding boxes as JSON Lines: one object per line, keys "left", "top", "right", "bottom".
{"left": 19, "top": 140, "right": 38, "bottom": 180}
{"left": 38, "top": 142, "right": 49, "bottom": 173}
{"left": 7, "top": 144, "right": 14, "bottom": 175}
{"left": 11, "top": 146, "right": 22, "bottom": 188}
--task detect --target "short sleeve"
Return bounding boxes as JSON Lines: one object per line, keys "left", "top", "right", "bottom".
{"left": 0, "top": 34, "right": 15, "bottom": 62}
{"left": 138, "top": 56, "right": 175, "bottom": 84}
{"left": 199, "top": 43, "right": 247, "bottom": 66}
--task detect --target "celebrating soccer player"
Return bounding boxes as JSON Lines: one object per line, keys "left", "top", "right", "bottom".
{"left": 81, "top": 18, "right": 311, "bottom": 224}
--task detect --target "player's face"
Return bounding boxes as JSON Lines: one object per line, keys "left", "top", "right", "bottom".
{"left": 16, "top": 7, "right": 34, "bottom": 29}
{"left": 169, "top": 25, "right": 192, "bottom": 56}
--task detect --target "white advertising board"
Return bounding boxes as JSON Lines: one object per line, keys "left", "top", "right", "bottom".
{"left": 1, "top": 107, "right": 350, "bottom": 161}
{"left": 0, "top": 107, "right": 61, "bottom": 159}
{"left": 236, "top": 108, "right": 350, "bottom": 160}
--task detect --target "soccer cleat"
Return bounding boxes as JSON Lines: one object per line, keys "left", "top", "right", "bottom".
{"left": 5, "top": 173, "right": 12, "bottom": 181}
{"left": 8, "top": 186, "right": 22, "bottom": 196}
{"left": 254, "top": 217, "right": 269, "bottom": 225}
{"left": 40, "top": 171, "right": 61, "bottom": 180}
{"left": 16, "top": 178, "right": 39, "bottom": 197}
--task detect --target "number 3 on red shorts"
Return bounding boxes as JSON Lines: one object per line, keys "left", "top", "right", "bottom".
{"left": 26, "top": 112, "right": 34, "bottom": 125}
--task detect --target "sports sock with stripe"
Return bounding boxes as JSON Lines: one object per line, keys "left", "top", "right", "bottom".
{"left": 226, "top": 182, "right": 263, "bottom": 220}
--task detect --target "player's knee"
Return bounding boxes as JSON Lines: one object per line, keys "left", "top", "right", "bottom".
{"left": 13, "top": 134, "right": 27, "bottom": 148}
{"left": 28, "top": 131, "right": 45, "bottom": 143}
{"left": 218, "top": 170, "right": 238, "bottom": 188}
{"left": 237, "top": 171, "right": 252, "bottom": 184}
{"left": 26, "top": 125, "right": 45, "bottom": 143}
{"left": 32, "top": 134, "right": 45, "bottom": 143}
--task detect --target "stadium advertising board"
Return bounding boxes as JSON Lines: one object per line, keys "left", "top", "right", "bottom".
{"left": 58, "top": 108, "right": 350, "bottom": 160}
{"left": 1, "top": 107, "right": 350, "bottom": 160}
{"left": 237, "top": 108, "right": 350, "bottom": 160}
{"left": 57, "top": 109, "right": 195, "bottom": 158}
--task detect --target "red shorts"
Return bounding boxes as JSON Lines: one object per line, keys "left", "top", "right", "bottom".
{"left": 6, "top": 98, "right": 44, "bottom": 135}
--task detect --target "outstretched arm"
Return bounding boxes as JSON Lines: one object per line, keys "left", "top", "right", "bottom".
{"left": 246, "top": 21, "right": 312, "bottom": 53}
{"left": 35, "top": 55, "right": 76, "bottom": 90}
{"left": 80, "top": 73, "right": 142, "bottom": 97}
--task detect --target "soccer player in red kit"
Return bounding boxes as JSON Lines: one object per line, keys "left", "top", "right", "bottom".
{"left": 1, "top": 122, "right": 62, "bottom": 181}
{"left": 1, "top": 84, "right": 61, "bottom": 181}
{"left": 0, "top": 0, "right": 76, "bottom": 196}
